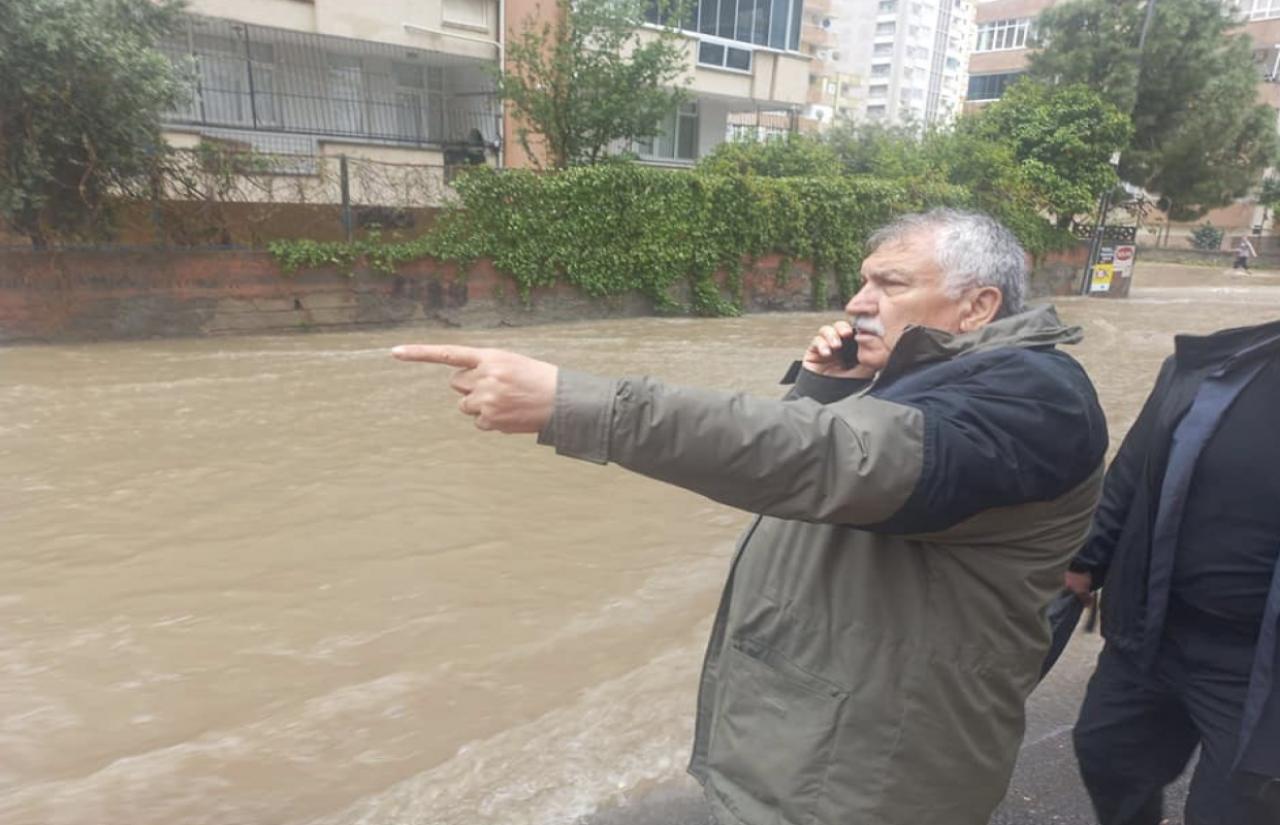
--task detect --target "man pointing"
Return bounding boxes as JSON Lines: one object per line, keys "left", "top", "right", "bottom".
{"left": 394, "top": 209, "right": 1108, "bottom": 825}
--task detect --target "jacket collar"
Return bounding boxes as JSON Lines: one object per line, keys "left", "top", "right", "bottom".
{"left": 1173, "top": 319, "right": 1280, "bottom": 371}
{"left": 877, "top": 304, "right": 1081, "bottom": 382}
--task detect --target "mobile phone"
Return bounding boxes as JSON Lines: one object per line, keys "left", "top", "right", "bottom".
{"left": 839, "top": 336, "right": 860, "bottom": 370}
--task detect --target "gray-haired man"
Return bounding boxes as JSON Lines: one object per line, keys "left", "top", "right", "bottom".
{"left": 393, "top": 209, "right": 1109, "bottom": 824}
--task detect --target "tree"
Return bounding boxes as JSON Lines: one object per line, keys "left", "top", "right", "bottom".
{"left": 964, "top": 81, "right": 1131, "bottom": 227}
{"left": 819, "top": 121, "right": 1077, "bottom": 254}
{"left": 497, "top": 0, "right": 691, "bottom": 169}
{"left": 0, "top": 0, "right": 188, "bottom": 247}
{"left": 1027, "top": 0, "right": 1279, "bottom": 220}
{"left": 696, "top": 134, "right": 842, "bottom": 178}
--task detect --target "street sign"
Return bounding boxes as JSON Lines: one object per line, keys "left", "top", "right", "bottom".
{"left": 1089, "top": 263, "right": 1115, "bottom": 293}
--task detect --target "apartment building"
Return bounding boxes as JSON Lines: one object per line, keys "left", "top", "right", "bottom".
{"left": 159, "top": 0, "right": 503, "bottom": 169}
{"left": 827, "top": 0, "right": 975, "bottom": 127}
{"left": 640, "top": 0, "right": 813, "bottom": 162}
{"left": 963, "top": 0, "right": 1049, "bottom": 112}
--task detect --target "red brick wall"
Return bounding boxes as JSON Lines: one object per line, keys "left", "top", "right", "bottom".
{"left": 0, "top": 250, "right": 824, "bottom": 343}
{"left": 0, "top": 247, "right": 1088, "bottom": 344}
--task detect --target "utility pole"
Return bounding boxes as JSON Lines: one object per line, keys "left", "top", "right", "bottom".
{"left": 1081, "top": 0, "right": 1157, "bottom": 294}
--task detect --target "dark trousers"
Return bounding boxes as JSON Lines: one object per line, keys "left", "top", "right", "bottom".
{"left": 1234, "top": 255, "right": 1251, "bottom": 270}
{"left": 1073, "top": 615, "right": 1279, "bottom": 825}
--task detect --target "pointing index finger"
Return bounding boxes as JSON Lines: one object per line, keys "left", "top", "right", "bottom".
{"left": 391, "top": 345, "right": 484, "bottom": 368}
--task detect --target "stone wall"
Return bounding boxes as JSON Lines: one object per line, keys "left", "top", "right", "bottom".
{"left": 0, "top": 245, "right": 1090, "bottom": 344}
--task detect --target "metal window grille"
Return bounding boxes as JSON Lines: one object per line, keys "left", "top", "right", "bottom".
{"left": 160, "top": 15, "right": 501, "bottom": 151}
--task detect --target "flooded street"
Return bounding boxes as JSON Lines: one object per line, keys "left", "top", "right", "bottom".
{"left": 4, "top": 263, "right": 1280, "bottom": 825}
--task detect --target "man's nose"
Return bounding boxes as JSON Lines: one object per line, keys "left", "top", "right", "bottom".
{"left": 846, "top": 283, "right": 877, "bottom": 316}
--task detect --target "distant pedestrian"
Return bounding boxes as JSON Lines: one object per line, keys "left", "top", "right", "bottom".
{"left": 1234, "top": 236, "right": 1257, "bottom": 270}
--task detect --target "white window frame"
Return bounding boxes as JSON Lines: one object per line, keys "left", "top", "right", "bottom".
{"left": 636, "top": 101, "right": 700, "bottom": 162}
{"left": 442, "top": 0, "right": 491, "bottom": 32}
{"left": 973, "top": 18, "right": 1031, "bottom": 52}
{"left": 696, "top": 36, "right": 754, "bottom": 73}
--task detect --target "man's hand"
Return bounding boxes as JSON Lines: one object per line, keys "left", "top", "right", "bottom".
{"left": 803, "top": 321, "right": 875, "bottom": 379}
{"left": 1064, "top": 570, "right": 1095, "bottom": 607}
{"left": 392, "top": 345, "right": 558, "bottom": 433}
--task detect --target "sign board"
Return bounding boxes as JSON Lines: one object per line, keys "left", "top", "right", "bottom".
{"left": 1113, "top": 244, "right": 1136, "bottom": 280}
{"left": 1089, "top": 263, "right": 1115, "bottom": 293}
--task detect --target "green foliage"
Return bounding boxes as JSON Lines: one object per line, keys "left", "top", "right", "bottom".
{"left": 963, "top": 82, "right": 1131, "bottom": 224}
{"left": 1027, "top": 0, "right": 1280, "bottom": 219}
{"left": 496, "top": 0, "right": 690, "bottom": 169}
{"left": 697, "top": 135, "right": 842, "bottom": 178}
{"left": 271, "top": 164, "right": 973, "bottom": 315}
{"left": 0, "top": 0, "right": 189, "bottom": 247}
{"left": 1190, "top": 223, "right": 1225, "bottom": 251}
{"left": 815, "top": 122, "right": 1078, "bottom": 255}
{"left": 1259, "top": 176, "right": 1280, "bottom": 212}
{"left": 822, "top": 121, "right": 933, "bottom": 179}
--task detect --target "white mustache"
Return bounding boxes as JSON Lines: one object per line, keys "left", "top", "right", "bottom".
{"left": 853, "top": 316, "right": 885, "bottom": 337}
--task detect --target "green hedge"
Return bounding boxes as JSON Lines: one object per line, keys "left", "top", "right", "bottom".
{"left": 270, "top": 164, "right": 986, "bottom": 316}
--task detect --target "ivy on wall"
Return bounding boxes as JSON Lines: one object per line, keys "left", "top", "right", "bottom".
{"left": 270, "top": 165, "right": 979, "bottom": 317}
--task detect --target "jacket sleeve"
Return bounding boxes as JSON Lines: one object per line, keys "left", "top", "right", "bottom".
{"left": 1068, "top": 356, "right": 1174, "bottom": 586}
{"left": 538, "top": 350, "right": 1105, "bottom": 532}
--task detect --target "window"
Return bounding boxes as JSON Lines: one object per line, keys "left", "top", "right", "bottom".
{"left": 873, "top": 42, "right": 894, "bottom": 55}
{"left": 697, "top": 40, "right": 754, "bottom": 71}
{"left": 648, "top": 0, "right": 802, "bottom": 50}
{"left": 442, "top": 0, "right": 489, "bottom": 30}
{"left": 867, "top": 104, "right": 887, "bottom": 118}
{"left": 393, "top": 62, "right": 444, "bottom": 142}
{"left": 869, "top": 84, "right": 889, "bottom": 98}
{"left": 877, "top": 0, "right": 897, "bottom": 12}
{"left": 974, "top": 18, "right": 1031, "bottom": 52}
{"left": 966, "top": 71, "right": 1022, "bottom": 101}
{"left": 637, "top": 102, "right": 699, "bottom": 161}
{"left": 327, "top": 55, "right": 365, "bottom": 135}
{"left": 190, "top": 35, "right": 279, "bottom": 128}
{"left": 875, "top": 22, "right": 896, "bottom": 35}
{"left": 1247, "top": 0, "right": 1280, "bottom": 19}
{"left": 871, "top": 64, "right": 890, "bottom": 77}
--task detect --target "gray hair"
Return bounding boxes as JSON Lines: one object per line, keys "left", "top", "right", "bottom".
{"left": 867, "top": 208, "right": 1028, "bottom": 318}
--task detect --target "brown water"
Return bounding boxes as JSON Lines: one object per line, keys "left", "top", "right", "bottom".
{"left": 3, "top": 264, "right": 1279, "bottom": 825}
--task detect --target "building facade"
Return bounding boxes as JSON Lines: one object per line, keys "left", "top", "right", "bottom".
{"left": 159, "top": 0, "right": 812, "bottom": 184}
{"left": 640, "top": 0, "right": 814, "bottom": 163}
{"left": 826, "top": 0, "right": 975, "bottom": 127}
{"left": 161, "top": 0, "right": 503, "bottom": 169}
{"left": 963, "top": 0, "right": 1049, "bottom": 112}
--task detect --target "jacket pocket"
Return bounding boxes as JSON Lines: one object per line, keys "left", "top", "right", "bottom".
{"left": 706, "top": 636, "right": 847, "bottom": 825}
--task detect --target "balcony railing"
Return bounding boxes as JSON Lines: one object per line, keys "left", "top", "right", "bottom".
{"left": 160, "top": 15, "right": 501, "bottom": 151}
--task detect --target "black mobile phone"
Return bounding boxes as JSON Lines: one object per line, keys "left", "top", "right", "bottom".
{"left": 839, "top": 336, "right": 860, "bottom": 370}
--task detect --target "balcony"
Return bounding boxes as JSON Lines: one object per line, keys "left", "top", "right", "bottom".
{"left": 160, "top": 15, "right": 501, "bottom": 154}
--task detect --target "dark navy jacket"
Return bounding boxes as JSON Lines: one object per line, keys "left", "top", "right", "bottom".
{"left": 1071, "top": 320, "right": 1280, "bottom": 778}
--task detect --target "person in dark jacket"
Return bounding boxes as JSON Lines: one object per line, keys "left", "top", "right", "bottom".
{"left": 1066, "top": 320, "right": 1280, "bottom": 825}
{"left": 393, "top": 209, "right": 1109, "bottom": 825}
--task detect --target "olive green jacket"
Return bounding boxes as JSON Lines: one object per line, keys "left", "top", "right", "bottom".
{"left": 538, "top": 306, "right": 1108, "bottom": 825}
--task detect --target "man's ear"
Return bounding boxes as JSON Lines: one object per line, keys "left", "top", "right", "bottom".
{"left": 959, "top": 286, "right": 1004, "bottom": 332}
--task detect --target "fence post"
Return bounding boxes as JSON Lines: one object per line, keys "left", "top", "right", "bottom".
{"left": 339, "top": 154, "right": 353, "bottom": 242}
{"left": 241, "top": 25, "right": 260, "bottom": 130}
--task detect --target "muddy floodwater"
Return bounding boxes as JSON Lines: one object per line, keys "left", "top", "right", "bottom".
{"left": 4, "top": 264, "right": 1279, "bottom": 825}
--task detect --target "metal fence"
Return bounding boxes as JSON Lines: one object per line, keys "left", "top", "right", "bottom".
{"left": 159, "top": 14, "right": 502, "bottom": 151}
{"left": 0, "top": 146, "right": 483, "bottom": 250}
